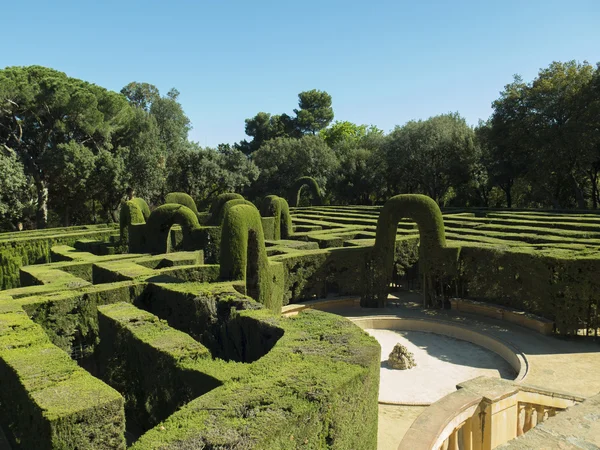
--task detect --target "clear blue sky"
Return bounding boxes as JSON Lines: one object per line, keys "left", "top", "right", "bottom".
{"left": 1, "top": 0, "right": 599, "bottom": 147}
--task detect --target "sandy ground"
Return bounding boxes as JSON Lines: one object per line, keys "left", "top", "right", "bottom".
{"left": 378, "top": 404, "right": 426, "bottom": 450}
{"left": 366, "top": 329, "right": 515, "bottom": 404}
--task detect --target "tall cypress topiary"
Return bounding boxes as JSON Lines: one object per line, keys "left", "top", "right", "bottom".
{"left": 289, "top": 176, "right": 323, "bottom": 207}
{"left": 362, "top": 194, "right": 450, "bottom": 308}
{"left": 220, "top": 204, "right": 273, "bottom": 309}
{"left": 260, "top": 195, "right": 293, "bottom": 240}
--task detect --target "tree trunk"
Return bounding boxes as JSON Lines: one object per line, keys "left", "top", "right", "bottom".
{"left": 590, "top": 170, "right": 598, "bottom": 209}
{"left": 35, "top": 179, "right": 48, "bottom": 229}
{"left": 571, "top": 174, "right": 586, "bottom": 209}
{"left": 63, "top": 205, "right": 70, "bottom": 227}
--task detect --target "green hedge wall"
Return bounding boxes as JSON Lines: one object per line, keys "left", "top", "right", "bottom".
{"left": 144, "top": 204, "right": 201, "bottom": 254}
{"left": 130, "top": 308, "right": 380, "bottom": 450}
{"left": 0, "top": 226, "right": 118, "bottom": 290}
{"left": 208, "top": 192, "right": 244, "bottom": 224}
{"left": 0, "top": 297, "right": 126, "bottom": 450}
{"left": 96, "top": 302, "right": 225, "bottom": 430}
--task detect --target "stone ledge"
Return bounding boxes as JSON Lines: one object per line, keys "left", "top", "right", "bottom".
{"left": 450, "top": 298, "right": 554, "bottom": 335}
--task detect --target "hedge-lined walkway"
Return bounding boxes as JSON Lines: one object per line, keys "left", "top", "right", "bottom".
{"left": 293, "top": 292, "right": 600, "bottom": 450}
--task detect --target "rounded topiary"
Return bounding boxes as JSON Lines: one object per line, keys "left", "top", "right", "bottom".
{"left": 289, "top": 176, "right": 323, "bottom": 207}
{"left": 119, "top": 201, "right": 146, "bottom": 242}
{"left": 129, "top": 197, "right": 151, "bottom": 220}
{"left": 164, "top": 192, "right": 198, "bottom": 215}
{"left": 362, "top": 194, "right": 447, "bottom": 308}
{"left": 217, "top": 199, "right": 255, "bottom": 225}
{"left": 260, "top": 195, "right": 293, "bottom": 240}
{"left": 144, "top": 204, "right": 200, "bottom": 254}
{"left": 220, "top": 204, "right": 272, "bottom": 308}
{"left": 208, "top": 193, "right": 244, "bottom": 225}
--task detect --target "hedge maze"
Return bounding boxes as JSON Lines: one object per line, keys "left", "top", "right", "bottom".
{"left": 2, "top": 190, "right": 600, "bottom": 448}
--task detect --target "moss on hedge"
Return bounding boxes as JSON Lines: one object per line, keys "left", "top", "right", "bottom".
{"left": 261, "top": 195, "right": 293, "bottom": 240}
{"left": 96, "top": 302, "right": 226, "bottom": 431}
{"left": 220, "top": 204, "right": 274, "bottom": 309}
{"left": 0, "top": 227, "right": 118, "bottom": 290}
{"left": 290, "top": 176, "right": 323, "bottom": 207}
{"left": 130, "top": 308, "right": 380, "bottom": 450}
{"left": 0, "top": 300, "right": 125, "bottom": 449}
{"left": 165, "top": 192, "right": 199, "bottom": 215}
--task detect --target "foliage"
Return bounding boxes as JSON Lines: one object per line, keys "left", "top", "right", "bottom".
{"left": 0, "top": 150, "right": 29, "bottom": 228}
{"left": 252, "top": 135, "right": 338, "bottom": 198}
{"left": 294, "top": 89, "right": 334, "bottom": 135}
{"left": 260, "top": 195, "right": 293, "bottom": 240}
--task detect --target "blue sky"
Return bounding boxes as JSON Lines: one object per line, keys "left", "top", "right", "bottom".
{"left": 1, "top": 0, "right": 599, "bottom": 147}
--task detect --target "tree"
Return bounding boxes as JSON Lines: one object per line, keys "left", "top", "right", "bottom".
{"left": 0, "top": 66, "right": 130, "bottom": 227}
{"left": 320, "top": 121, "right": 369, "bottom": 148}
{"left": 294, "top": 89, "right": 334, "bottom": 134}
{"left": 383, "top": 113, "right": 477, "bottom": 204}
{"left": 120, "top": 82, "right": 160, "bottom": 111}
{"left": 237, "top": 112, "right": 299, "bottom": 155}
{"left": 166, "top": 143, "right": 259, "bottom": 209}
{"left": 489, "top": 62, "right": 597, "bottom": 208}
{"left": 251, "top": 135, "right": 338, "bottom": 198}
{"left": 0, "top": 149, "right": 29, "bottom": 229}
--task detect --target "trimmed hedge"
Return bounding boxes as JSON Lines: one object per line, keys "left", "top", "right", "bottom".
{"left": 290, "top": 176, "right": 323, "bottom": 207}
{"left": 96, "top": 302, "right": 225, "bottom": 430}
{"left": 261, "top": 195, "right": 293, "bottom": 240}
{"left": 208, "top": 192, "right": 244, "bottom": 224}
{"left": 0, "top": 226, "right": 118, "bottom": 290}
{"left": 119, "top": 200, "right": 146, "bottom": 243}
{"left": 361, "top": 194, "right": 453, "bottom": 308}
{"left": 144, "top": 204, "right": 200, "bottom": 254}
{"left": 220, "top": 204, "right": 274, "bottom": 309}
{"left": 130, "top": 197, "right": 151, "bottom": 220}
{"left": 130, "top": 308, "right": 380, "bottom": 450}
{"left": 0, "top": 297, "right": 126, "bottom": 449}
{"left": 165, "top": 192, "right": 199, "bottom": 215}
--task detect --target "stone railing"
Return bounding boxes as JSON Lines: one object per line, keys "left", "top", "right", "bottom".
{"left": 398, "top": 376, "right": 583, "bottom": 450}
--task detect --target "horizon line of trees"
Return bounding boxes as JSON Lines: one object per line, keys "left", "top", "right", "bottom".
{"left": 1, "top": 60, "right": 599, "bottom": 231}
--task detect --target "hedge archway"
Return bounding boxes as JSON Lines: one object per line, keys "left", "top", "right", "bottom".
{"left": 145, "top": 204, "right": 200, "bottom": 254}
{"left": 208, "top": 193, "right": 244, "bottom": 225}
{"left": 219, "top": 204, "right": 272, "bottom": 308}
{"left": 119, "top": 200, "right": 146, "bottom": 243}
{"left": 164, "top": 192, "right": 198, "bottom": 215}
{"left": 361, "top": 194, "right": 447, "bottom": 308}
{"left": 289, "top": 177, "right": 323, "bottom": 207}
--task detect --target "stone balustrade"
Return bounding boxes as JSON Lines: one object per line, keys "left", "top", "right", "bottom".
{"left": 399, "top": 376, "right": 583, "bottom": 450}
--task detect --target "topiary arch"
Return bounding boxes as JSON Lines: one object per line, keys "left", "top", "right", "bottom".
{"left": 208, "top": 193, "right": 244, "bottom": 225}
{"left": 260, "top": 195, "right": 293, "bottom": 240}
{"left": 219, "top": 204, "right": 272, "bottom": 308}
{"left": 289, "top": 176, "right": 323, "bottom": 207}
{"left": 164, "top": 192, "right": 198, "bottom": 215}
{"left": 361, "top": 194, "right": 447, "bottom": 308}
{"left": 144, "top": 204, "right": 200, "bottom": 254}
{"left": 129, "top": 198, "right": 151, "bottom": 220}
